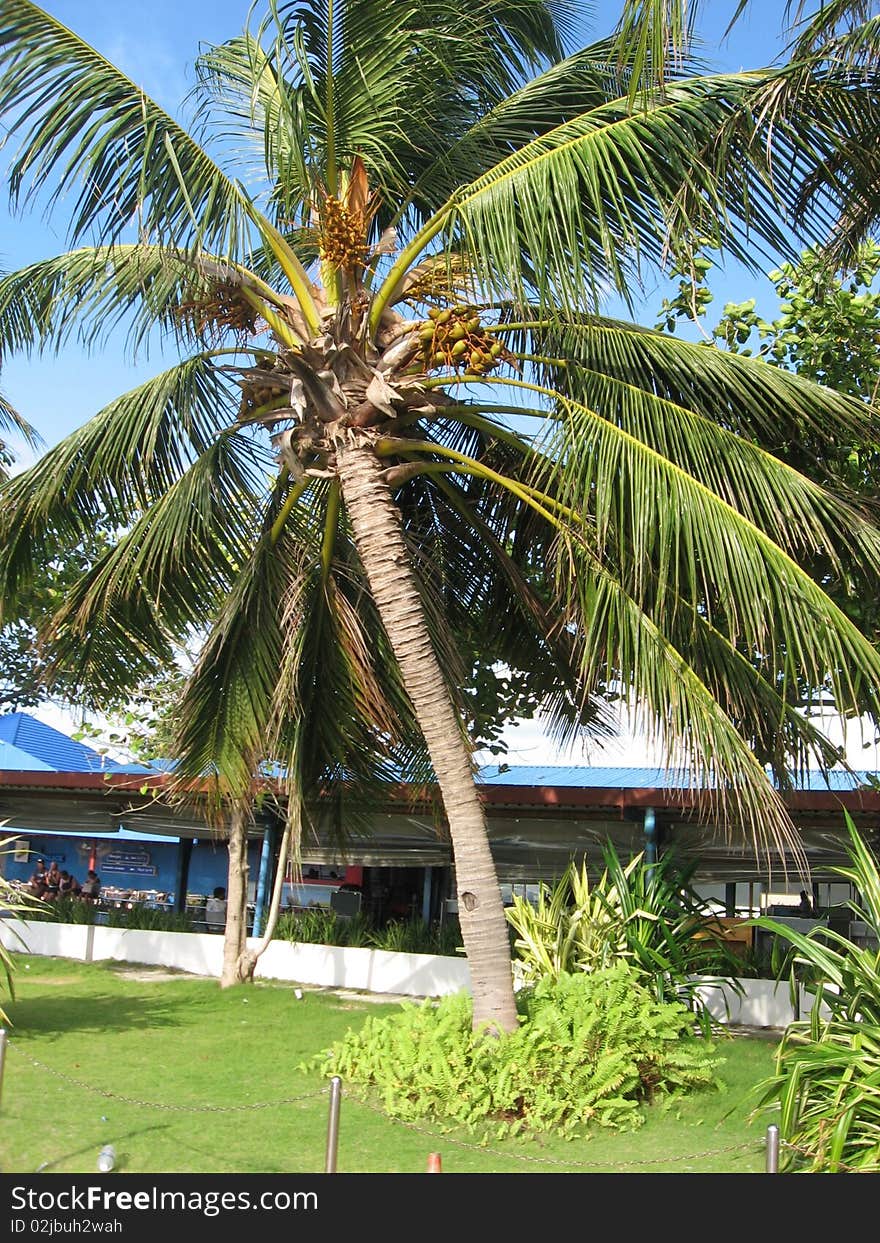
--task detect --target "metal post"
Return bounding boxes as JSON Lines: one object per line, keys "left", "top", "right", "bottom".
{"left": 0, "top": 1029, "right": 6, "bottom": 1111}
{"left": 251, "top": 823, "right": 275, "bottom": 939}
{"left": 173, "top": 838, "right": 195, "bottom": 916}
{"left": 644, "top": 807, "right": 657, "bottom": 868}
{"left": 421, "top": 867, "right": 432, "bottom": 924}
{"left": 324, "top": 1076, "right": 342, "bottom": 1173}
{"left": 766, "top": 1124, "right": 780, "bottom": 1173}
{"left": 725, "top": 883, "right": 737, "bottom": 917}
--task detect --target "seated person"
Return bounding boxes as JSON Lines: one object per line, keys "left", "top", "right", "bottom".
{"left": 27, "top": 859, "right": 48, "bottom": 898}
{"left": 58, "top": 871, "right": 81, "bottom": 898}
{"left": 80, "top": 870, "right": 101, "bottom": 902}
{"left": 43, "top": 861, "right": 62, "bottom": 900}
{"left": 205, "top": 886, "right": 227, "bottom": 931}
{"left": 796, "top": 890, "right": 814, "bottom": 916}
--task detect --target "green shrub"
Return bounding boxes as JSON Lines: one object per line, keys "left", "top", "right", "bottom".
{"left": 104, "top": 906, "right": 195, "bottom": 932}
{"left": 275, "top": 908, "right": 373, "bottom": 946}
{"left": 750, "top": 812, "right": 880, "bottom": 1172}
{"left": 313, "top": 964, "right": 723, "bottom": 1137}
{"left": 23, "top": 895, "right": 98, "bottom": 925}
{"left": 275, "top": 909, "right": 463, "bottom": 955}
{"left": 506, "top": 843, "right": 744, "bottom": 1027}
{"left": 368, "top": 917, "right": 462, "bottom": 955}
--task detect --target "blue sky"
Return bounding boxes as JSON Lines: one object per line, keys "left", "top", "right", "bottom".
{"left": 0, "top": 0, "right": 803, "bottom": 462}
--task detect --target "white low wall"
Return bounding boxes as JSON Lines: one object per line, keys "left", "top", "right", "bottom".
{"left": 253, "top": 938, "right": 471, "bottom": 996}
{"left": 0, "top": 918, "right": 471, "bottom": 999}
{"left": 3, "top": 918, "right": 823, "bottom": 1024}
{"left": 693, "top": 976, "right": 831, "bottom": 1026}
{"left": 91, "top": 926, "right": 226, "bottom": 977}
{"left": 1, "top": 918, "right": 92, "bottom": 962}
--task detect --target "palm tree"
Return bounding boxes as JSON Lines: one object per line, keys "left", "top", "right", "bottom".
{"left": 3, "top": 1, "right": 880, "bottom": 1030}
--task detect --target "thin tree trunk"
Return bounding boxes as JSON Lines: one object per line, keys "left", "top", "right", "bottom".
{"left": 336, "top": 440, "right": 518, "bottom": 1032}
{"left": 221, "top": 804, "right": 255, "bottom": 986}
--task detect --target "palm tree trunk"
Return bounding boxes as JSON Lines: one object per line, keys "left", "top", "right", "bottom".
{"left": 221, "top": 804, "right": 255, "bottom": 987}
{"left": 336, "top": 440, "right": 518, "bottom": 1033}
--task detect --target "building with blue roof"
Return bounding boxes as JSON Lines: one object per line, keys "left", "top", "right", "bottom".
{"left": 3, "top": 710, "right": 880, "bottom": 931}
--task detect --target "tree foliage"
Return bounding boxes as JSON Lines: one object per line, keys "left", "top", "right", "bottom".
{"left": 5, "top": 1, "right": 880, "bottom": 1018}
{"left": 656, "top": 239, "right": 880, "bottom": 649}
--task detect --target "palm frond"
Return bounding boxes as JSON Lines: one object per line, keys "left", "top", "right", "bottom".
{"left": 611, "top": 0, "right": 699, "bottom": 97}
{"left": 0, "top": 389, "right": 40, "bottom": 451}
{"left": 38, "top": 432, "right": 266, "bottom": 705}
{"left": 264, "top": 0, "right": 569, "bottom": 208}
{"left": 172, "top": 529, "right": 292, "bottom": 796}
{"left": 390, "top": 37, "right": 641, "bottom": 222}
{"left": 193, "top": 28, "right": 314, "bottom": 224}
{"left": 0, "top": 245, "right": 218, "bottom": 359}
{"left": 0, "top": 0, "right": 254, "bottom": 253}
{"left": 556, "top": 538, "right": 811, "bottom": 877}
{"left": 439, "top": 70, "right": 820, "bottom": 313}
{"left": 514, "top": 317, "right": 880, "bottom": 568}
{"left": 541, "top": 385, "right": 880, "bottom": 721}
{"left": 0, "top": 355, "right": 239, "bottom": 605}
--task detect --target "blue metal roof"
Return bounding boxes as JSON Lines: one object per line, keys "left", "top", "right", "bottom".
{"left": 45, "top": 825, "right": 179, "bottom": 844}
{"left": 108, "top": 757, "right": 176, "bottom": 775}
{"left": 0, "top": 737, "right": 55, "bottom": 771}
{"left": 0, "top": 713, "right": 116, "bottom": 773}
{"left": 3, "top": 711, "right": 873, "bottom": 795}
{"left": 475, "top": 764, "right": 873, "bottom": 792}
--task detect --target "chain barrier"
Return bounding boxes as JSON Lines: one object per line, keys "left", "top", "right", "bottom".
{"left": 343, "top": 1086, "right": 763, "bottom": 1170}
{"left": 22, "top": 1041, "right": 871, "bottom": 1173}
{"left": 6, "top": 1040, "right": 329, "bottom": 1113}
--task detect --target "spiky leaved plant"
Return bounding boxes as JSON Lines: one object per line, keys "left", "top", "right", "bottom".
{"left": 751, "top": 812, "right": 880, "bottom": 1171}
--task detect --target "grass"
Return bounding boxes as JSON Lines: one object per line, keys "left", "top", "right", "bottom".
{"left": 0, "top": 955, "right": 779, "bottom": 1175}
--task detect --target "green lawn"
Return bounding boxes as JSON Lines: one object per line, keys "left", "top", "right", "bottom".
{"left": 0, "top": 955, "right": 779, "bottom": 1174}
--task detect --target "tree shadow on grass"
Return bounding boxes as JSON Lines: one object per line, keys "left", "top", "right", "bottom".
{"left": 5, "top": 958, "right": 224, "bottom": 1039}
{"left": 5, "top": 988, "right": 184, "bottom": 1039}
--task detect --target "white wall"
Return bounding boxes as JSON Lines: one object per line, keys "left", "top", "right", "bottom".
{"left": 3, "top": 918, "right": 825, "bottom": 1024}
{"left": 1, "top": 918, "right": 471, "bottom": 999}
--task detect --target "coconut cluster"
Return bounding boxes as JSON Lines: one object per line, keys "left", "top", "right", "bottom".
{"left": 319, "top": 195, "right": 367, "bottom": 273}
{"left": 417, "top": 305, "right": 505, "bottom": 375}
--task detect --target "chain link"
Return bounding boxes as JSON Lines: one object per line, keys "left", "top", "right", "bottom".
{"left": 4, "top": 1042, "right": 782, "bottom": 1168}
{"left": 7, "top": 1042, "right": 328, "bottom": 1113}
{"left": 343, "top": 1087, "right": 762, "bottom": 1169}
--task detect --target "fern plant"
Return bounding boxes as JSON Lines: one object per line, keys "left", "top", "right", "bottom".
{"left": 313, "top": 964, "right": 722, "bottom": 1138}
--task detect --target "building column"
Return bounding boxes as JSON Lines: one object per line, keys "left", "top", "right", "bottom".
{"left": 251, "top": 817, "right": 279, "bottom": 938}
{"left": 174, "top": 838, "right": 195, "bottom": 915}
{"left": 725, "top": 883, "right": 737, "bottom": 916}
{"left": 644, "top": 807, "right": 657, "bottom": 867}
{"left": 421, "top": 868, "right": 432, "bottom": 924}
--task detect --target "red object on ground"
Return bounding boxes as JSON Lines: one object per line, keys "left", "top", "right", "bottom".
{"left": 426, "top": 1153, "right": 442, "bottom": 1173}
